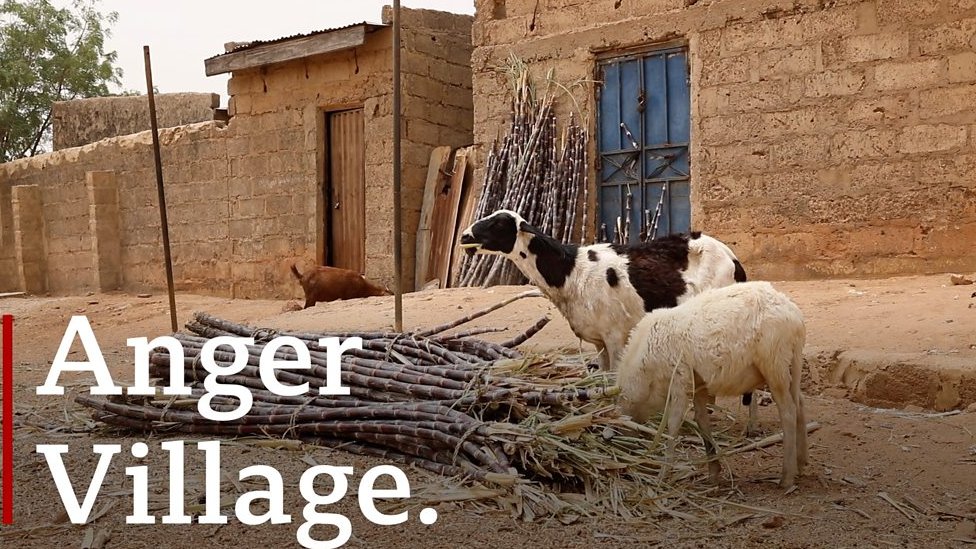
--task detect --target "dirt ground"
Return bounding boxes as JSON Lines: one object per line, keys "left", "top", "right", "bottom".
{"left": 1, "top": 273, "right": 975, "bottom": 548}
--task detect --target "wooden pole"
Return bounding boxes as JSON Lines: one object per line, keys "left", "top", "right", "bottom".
{"left": 143, "top": 46, "right": 178, "bottom": 333}
{"left": 393, "top": 1, "right": 403, "bottom": 332}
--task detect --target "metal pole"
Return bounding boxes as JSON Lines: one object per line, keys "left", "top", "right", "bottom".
{"left": 392, "top": 1, "right": 403, "bottom": 332}
{"left": 143, "top": 46, "right": 178, "bottom": 333}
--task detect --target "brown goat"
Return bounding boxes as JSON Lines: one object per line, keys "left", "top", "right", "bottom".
{"left": 290, "top": 264, "right": 392, "bottom": 308}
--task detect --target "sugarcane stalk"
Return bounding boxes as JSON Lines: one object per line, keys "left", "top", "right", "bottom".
{"left": 498, "top": 316, "right": 551, "bottom": 348}
{"left": 412, "top": 289, "right": 542, "bottom": 338}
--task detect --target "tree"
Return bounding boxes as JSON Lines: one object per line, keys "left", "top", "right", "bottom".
{"left": 0, "top": 0, "right": 122, "bottom": 162}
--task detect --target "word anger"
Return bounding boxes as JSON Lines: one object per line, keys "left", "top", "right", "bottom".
{"left": 38, "top": 315, "right": 359, "bottom": 420}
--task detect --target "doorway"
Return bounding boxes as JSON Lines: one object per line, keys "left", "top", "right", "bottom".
{"left": 323, "top": 108, "right": 366, "bottom": 272}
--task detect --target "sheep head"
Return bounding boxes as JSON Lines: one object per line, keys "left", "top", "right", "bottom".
{"left": 460, "top": 209, "right": 577, "bottom": 290}
{"left": 459, "top": 209, "right": 531, "bottom": 258}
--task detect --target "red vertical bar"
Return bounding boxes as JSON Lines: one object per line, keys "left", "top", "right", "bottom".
{"left": 2, "top": 314, "right": 12, "bottom": 525}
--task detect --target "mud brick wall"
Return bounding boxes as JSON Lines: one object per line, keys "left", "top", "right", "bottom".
{"left": 0, "top": 7, "right": 473, "bottom": 298}
{"left": 225, "top": 7, "right": 472, "bottom": 292}
{"left": 472, "top": 0, "right": 976, "bottom": 279}
{"left": 397, "top": 7, "right": 476, "bottom": 287}
{"left": 224, "top": 30, "right": 384, "bottom": 295}
{"left": 53, "top": 93, "right": 221, "bottom": 150}
{"left": 0, "top": 182, "right": 14, "bottom": 290}
{"left": 0, "top": 123, "right": 243, "bottom": 296}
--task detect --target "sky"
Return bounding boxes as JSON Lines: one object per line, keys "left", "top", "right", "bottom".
{"left": 92, "top": 1, "right": 476, "bottom": 106}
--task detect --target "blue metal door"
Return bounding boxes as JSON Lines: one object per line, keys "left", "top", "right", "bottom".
{"left": 597, "top": 46, "right": 691, "bottom": 243}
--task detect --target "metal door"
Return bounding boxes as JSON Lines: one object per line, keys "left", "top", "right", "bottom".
{"left": 325, "top": 108, "right": 366, "bottom": 272}
{"left": 597, "top": 46, "right": 691, "bottom": 243}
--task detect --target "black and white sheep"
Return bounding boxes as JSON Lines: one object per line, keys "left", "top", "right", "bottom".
{"left": 615, "top": 281, "right": 808, "bottom": 488}
{"left": 458, "top": 209, "right": 747, "bottom": 372}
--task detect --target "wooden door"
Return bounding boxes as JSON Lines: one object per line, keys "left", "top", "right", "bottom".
{"left": 325, "top": 108, "right": 366, "bottom": 272}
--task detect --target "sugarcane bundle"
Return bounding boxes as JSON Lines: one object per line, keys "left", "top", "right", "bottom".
{"left": 74, "top": 320, "right": 681, "bottom": 519}
{"left": 74, "top": 298, "right": 797, "bottom": 521}
{"left": 455, "top": 56, "right": 589, "bottom": 288}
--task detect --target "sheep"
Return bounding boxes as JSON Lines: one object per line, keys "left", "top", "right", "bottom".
{"left": 459, "top": 209, "right": 760, "bottom": 432}
{"left": 290, "top": 264, "right": 391, "bottom": 309}
{"left": 458, "top": 209, "right": 746, "bottom": 371}
{"left": 615, "top": 281, "right": 808, "bottom": 488}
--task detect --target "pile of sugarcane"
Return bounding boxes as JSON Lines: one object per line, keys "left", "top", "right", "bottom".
{"left": 72, "top": 296, "right": 731, "bottom": 519}
{"left": 72, "top": 291, "right": 810, "bottom": 521}
{"left": 456, "top": 55, "right": 589, "bottom": 288}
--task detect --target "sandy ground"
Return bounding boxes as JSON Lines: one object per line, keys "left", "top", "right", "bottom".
{"left": 1, "top": 273, "right": 975, "bottom": 548}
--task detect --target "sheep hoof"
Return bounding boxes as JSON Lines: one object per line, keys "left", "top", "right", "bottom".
{"left": 585, "top": 361, "right": 601, "bottom": 372}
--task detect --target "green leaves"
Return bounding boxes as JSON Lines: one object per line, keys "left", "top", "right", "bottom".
{"left": 0, "top": 0, "right": 122, "bottom": 162}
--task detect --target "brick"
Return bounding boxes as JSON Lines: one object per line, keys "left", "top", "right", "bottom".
{"left": 405, "top": 119, "right": 443, "bottom": 145}
{"left": 721, "top": 5, "right": 859, "bottom": 54}
{"left": 761, "top": 107, "right": 841, "bottom": 137}
{"left": 845, "top": 94, "right": 915, "bottom": 125}
{"left": 266, "top": 195, "right": 293, "bottom": 216}
{"left": 702, "top": 143, "right": 770, "bottom": 176}
{"left": 914, "top": 154, "right": 976, "bottom": 184}
{"left": 874, "top": 59, "right": 945, "bottom": 90}
{"left": 698, "top": 79, "right": 803, "bottom": 115}
{"left": 11, "top": 185, "right": 47, "bottom": 293}
{"left": 804, "top": 69, "right": 865, "bottom": 97}
{"left": 897, "top": 124, "right": 968, "bottom": 153}
{"left": 823, "top": 32, "right": 909, "bottom": 65}
{"left": 429, "top": 61, "right": 472, "bottom": 87}
{"left": 758, "top": 45, "right": 818, "bottom": 77}
{"left": 876, "top": 0, "right": 941, "bottom": 25}
{"left": 919, "top": 84, "right": 976, "bottom": 119}
{"left": 916, "top": 18, "right": 976, "bottom": 55}
{"left": 831, "top": 129, "right": 899, "bottom": 160}
{"left": 232, "top": 94, "right": 252, "bottom": 115}
{"left": 769, "top": 134, "right": 832, "bottom": 169}
{"left": 949, "top": 51, "right": 976, "bottom": 83}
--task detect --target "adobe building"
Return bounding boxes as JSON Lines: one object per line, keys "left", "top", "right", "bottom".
{"left": 471, "top": 0, "right": 976, "bottom": 279}
{"left": 0, "top": 7, "right": 473, "bottom": 298}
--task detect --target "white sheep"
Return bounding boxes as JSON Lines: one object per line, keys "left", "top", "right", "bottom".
{"left": 616, "top": 281, "right": 808, "bottom": 488}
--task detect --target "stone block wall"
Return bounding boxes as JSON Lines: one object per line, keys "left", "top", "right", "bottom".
{"left": 53, "top": 93, "right": 221, "bottom": 150}
{"left": 87, "top": 171, "right": 122, "bottom": 292}
{"left": 0, "top": 182, "right": 15, "bottom": 289}
{"left": 225, "top": 7, "right": 473, "bottom": 291}
{"left": 472, "top": 0, "right": 976, "bottom": 279}
{"left": 0, "top": 123, "right": 254, "bottom": 296}
{"left": 11, "top": 185, "right": 46, "bottom": 294}
{"left": 397, "top": 7, "right": 475, "bottom": 288}
{"left": 0, "top": 7, "right": 474, "bottom": 298}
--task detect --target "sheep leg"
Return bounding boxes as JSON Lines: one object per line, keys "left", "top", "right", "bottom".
{"left": 662, "top": 388, "right": 687, "bottom": 480}
{"left": 742, "top": 392, "right": 760, "bottom": 437}
{"left": 303, "top": 298, "right": 315, "bottom": 309}
{"left": 793, "top": 344, "right": 808, "bottom": 474}
{"left": 770, "top": 383, "right": 799, "bottom": 488}
{"left": 693, "top": 385, "right": 721, "bottom": 484}
{"left": 796, "top": 392, "right": 808, "bottom": 474}
{"left": 601, "top": 334, "right": 627, "bottom": 372}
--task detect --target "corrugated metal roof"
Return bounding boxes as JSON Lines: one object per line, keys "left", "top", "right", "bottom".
{"left": 206, "top": 21, "right": 387, "bottom": 61}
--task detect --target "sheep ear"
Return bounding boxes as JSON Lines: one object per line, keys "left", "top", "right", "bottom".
{"left": 518, "top": 221, "right": 532, "bottom": 233}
